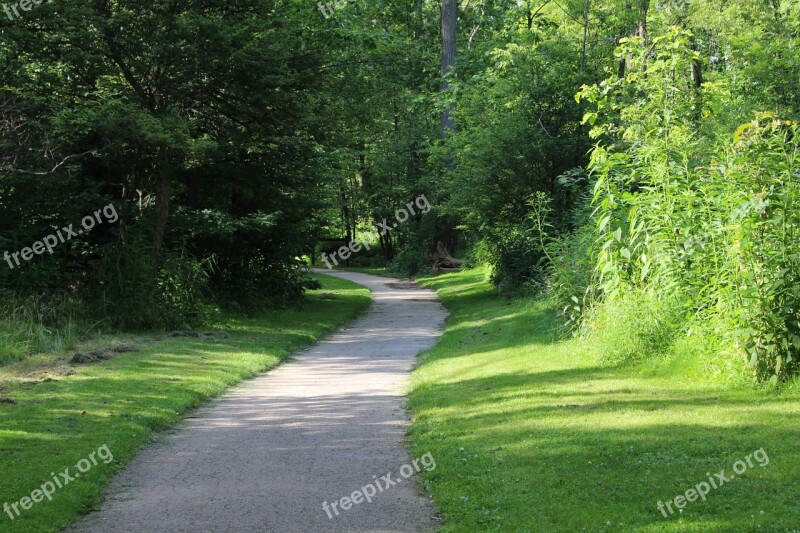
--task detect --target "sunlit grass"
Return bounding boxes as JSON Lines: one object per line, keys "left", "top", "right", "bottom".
{"left": 409, "top": 268, "right": 800, "bottom": 532}
{"left": 0, "top": 274, "right": 370, "bottom": 532}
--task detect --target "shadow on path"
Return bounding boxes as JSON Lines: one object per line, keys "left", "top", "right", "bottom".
{"left": 70, "top": 271, "right": 447, "bottom": 533}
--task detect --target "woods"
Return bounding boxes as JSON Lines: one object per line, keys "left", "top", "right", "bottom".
{"left": 2, "top": 1, "right": 800, "bottom": 531}
{"left": 2, "top": 1, "right": 799, "bottom": 370}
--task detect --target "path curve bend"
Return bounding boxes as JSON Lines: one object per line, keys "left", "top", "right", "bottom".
{"left": 71, "top": 270, "right": 447, "bottom": 533}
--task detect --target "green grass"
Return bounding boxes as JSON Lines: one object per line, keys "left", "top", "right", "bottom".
{"left": 409, "top": 268, "right": 800, "bottom": 532}
{"left": 329, "top": 266, "right": 395, "bottom": 276}
{"left": 0, "top": 274, "right": 370, "bottom": 532}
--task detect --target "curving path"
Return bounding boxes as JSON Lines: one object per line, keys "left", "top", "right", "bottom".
{"left": 71, "top": 271, "right": 447, "bottom": 533}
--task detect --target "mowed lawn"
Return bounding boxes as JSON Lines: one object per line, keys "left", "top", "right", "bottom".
{"left": 0, "top": 274, "right": 370, "bottom": 532}
{"left": 408, "top": 269, "right": 800, "bottom": 532}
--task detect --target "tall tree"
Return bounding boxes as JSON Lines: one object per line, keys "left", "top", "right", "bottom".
{"left": 440, "top": 0, "right": 458, "bottom": 132}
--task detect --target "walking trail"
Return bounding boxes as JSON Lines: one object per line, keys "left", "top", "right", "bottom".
{"left": 71, "top": 271, "right": 447, "bottom": 533}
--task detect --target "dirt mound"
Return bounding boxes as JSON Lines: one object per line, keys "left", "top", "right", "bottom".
{"left": 70, "top": 344, "right": 138, "bottom": 364}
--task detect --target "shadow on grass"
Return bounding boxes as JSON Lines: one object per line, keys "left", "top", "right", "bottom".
{"left": 413, "top": 366, "right": 800, "bottom": 531}
{"left": 0, "top": 278, "right": 372, "bottom": 533}
{"left": 410, "top": 270, "right": 800, "bottom": 532}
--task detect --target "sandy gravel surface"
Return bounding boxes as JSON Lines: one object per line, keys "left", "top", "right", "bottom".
{"left": 70, "top": 271, "right": 447, "bottom": 533}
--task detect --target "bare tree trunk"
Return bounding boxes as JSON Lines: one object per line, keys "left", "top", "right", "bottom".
{"left": 341, "top": 187, "right": 352, "bottom": 242}
{"left": 440, "top": 0, "right": 457, "bottom": 133}
{"left": 580, "top": 0, "right": 589, "bottom": 72}
{"left": 577, "top": 0, "right": 590, "bottom": 164}
{"left": 690, "top": 35, "right": 704, "bottom": 121}
{"left": 635, "top": 7, "right": 647, "bottom": 42}
{"left": 377, "top": 227, "right": 394, "bottom": 261}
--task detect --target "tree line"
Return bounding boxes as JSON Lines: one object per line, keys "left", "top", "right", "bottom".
{"left": 2, "top": 0, "right": 798, "bottom": 380}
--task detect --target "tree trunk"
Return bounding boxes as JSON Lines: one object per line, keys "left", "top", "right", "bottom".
{"left": 635, "top": 9, "right": 647, "bottom": 42}
{"left": 341, "top": 187, "right": 352, "bottom": 242}
{"left": 377, "top": 227, "right": 394, "bottom": 261}
{"left": 690, "top": 35, "right": 704, "bottom": 121}
{"left": 580, "top": 0, "right": 589, "bottom": 73}
{"left": 620, "top": 0, "right": 648, "bottom": 77}
{"left": 440, "top": 0, "right": 457, "bottom": 133}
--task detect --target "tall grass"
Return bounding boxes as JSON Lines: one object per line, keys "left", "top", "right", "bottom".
{"left": 0, "top": 292, "right": 89, "bottom": 364}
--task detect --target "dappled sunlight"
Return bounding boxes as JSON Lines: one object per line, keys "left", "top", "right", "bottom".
{"left": 0, "top": 277, "right": 372, "bottom": 532}
{"left": 444, "top": 308, "right": 530, "bottom": 332}
{"left": 410, "top": 269, "right": 800, "bottom": 531}
{"left": 58, "top": 271, "right": 444, "bottom": 532}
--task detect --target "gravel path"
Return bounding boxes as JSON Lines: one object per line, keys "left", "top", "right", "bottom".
{"left": 70, "top": 271, "right": 447, "bottom": 533}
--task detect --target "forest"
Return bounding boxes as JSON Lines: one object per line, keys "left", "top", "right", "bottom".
{"left": 3, "top": 0, "right": 798, "bottom": 383}
{"left": 1, "top": 0, "right": 799, "bottom": 530}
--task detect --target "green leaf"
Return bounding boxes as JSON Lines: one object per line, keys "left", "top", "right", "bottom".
{"left": 598, "top": 215, "right": 611, "bottom": 233}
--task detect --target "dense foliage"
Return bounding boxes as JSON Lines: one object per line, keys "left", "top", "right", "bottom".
{"left": 565, "top": 27, "right": 800, "bottom": 382}
{"left": 2, "top": 0, "right": 798, "bottom": 380}
{"left": 1, "top": 0, "right": 340, "bottom": 342}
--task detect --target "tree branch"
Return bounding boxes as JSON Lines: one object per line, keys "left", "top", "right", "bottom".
{"left": 7, "top": 149, "right": 96, "bottom": 176}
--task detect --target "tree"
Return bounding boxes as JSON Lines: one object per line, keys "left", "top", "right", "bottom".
{"left": 441, "top": 0, "right": 458, "bottom": 132}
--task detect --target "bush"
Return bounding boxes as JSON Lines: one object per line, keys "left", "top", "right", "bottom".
{"left": 91, "top": 229, "right": 215, "bottom": 329}
{"left": 171, "top": 208, "right": 310, "bottom": 312}
{"left": 480, "top": 198, "right": 549, "bottom": 292}
{"left": 157, "top": 253, "right": 219, "bottom": 328}
{"left": 544, "top": 201, "right": 596, "bottom": 326}
{"left": 389, "top": 238, "right": 430, "bottom": 277}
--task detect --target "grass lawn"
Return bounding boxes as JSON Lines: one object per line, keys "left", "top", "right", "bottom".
{"left": 409, "top": 268, "right": 800, "bottom": 532}
{"left": 0, "top": 274, "right": 370, "bottom": 532}
{"left": 328, "top": 266, "right": 395, "bottom": 277}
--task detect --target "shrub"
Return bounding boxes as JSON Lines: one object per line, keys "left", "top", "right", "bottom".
{"left": 171, "top": 208, "right": 309, "bottom": 312}
{"left": 390, "top": 238, "right": 430, "bottom": 277}
{"left": 157, "top": 253, "right": 219, "bottom": 328}
{"left": 91, "top": 228, "right": 216, "bottom": 329}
